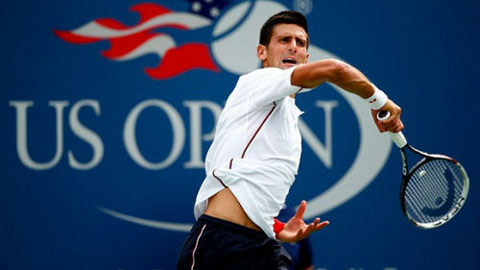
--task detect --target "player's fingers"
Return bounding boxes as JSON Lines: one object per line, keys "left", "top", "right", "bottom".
{"left": 310, "top": 218, "right": 324, "bottom": 232}
{"left": 375, "top": 111, "right": 400, "bottom": 132}
{"left": 295, "top": 228, "right": 304, "bottom": 239}
{"left": 294, "top": 200, "right": 307, "bottom": 219}
{"left": 311, "top": 218, "right": 320, "bottom": 229}
{"left": 378, "top": 120, "right": 393, "bottom": 132}
{"left": 383, "top": 117, "right": 404, "bottom": 133}
{"left": 380, "top": 112, "right": 402, "bottom": 131}
{"left": 382, "top": 102, "right": 402, "bottom": 123}
{"left": 302, "top": 223, "right": 315, "bottom": 237}
{"left": 380, "top": 120, "right": 395, "bottom": 130}
{"left": 377, "top": 124, "right": 387, "bottom": 133}
{"left": 391, "top": 121, "right": 404, "bottom": 133}
{"left": 379, "top": 114, "right": 398, "bottom": 127}
{"left": 371, "top": 110, "right": 386, "bottom": 133}
{"left": 314, "top": 221, "right": 330, "bottom": 231}
{"left": 375, "top": 100, "right": 403, "bottom": 133}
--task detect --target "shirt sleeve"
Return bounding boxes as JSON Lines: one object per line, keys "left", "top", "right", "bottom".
{"left": 242, "top": 66, "right": 305, "bottom": 108}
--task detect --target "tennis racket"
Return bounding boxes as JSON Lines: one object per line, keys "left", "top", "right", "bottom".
{"left": 377, "top": 111, "right": 469, "bottom": 229}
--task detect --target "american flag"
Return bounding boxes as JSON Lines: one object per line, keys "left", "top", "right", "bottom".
{"left": 54, "top": 1, "right": 231, "bottom": 80}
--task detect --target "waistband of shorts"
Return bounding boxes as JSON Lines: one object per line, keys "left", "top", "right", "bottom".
{"left": 198, "top": 214, "right": 270, "bottom": 241}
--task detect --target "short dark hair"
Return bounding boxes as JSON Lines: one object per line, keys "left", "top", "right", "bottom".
{"left": 259, "top": 10, "right": 309, "bottom": 48}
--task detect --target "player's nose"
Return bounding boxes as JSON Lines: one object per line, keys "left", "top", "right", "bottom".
{"left": 287, "top": 40, "right": 298, "bottom": 52}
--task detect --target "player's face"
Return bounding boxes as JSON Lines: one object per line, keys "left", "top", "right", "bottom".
{"left": 257, "top": 23, "right": 309, "bottom": 69}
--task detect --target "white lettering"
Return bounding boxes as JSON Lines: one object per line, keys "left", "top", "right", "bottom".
{"left": 299, "top": 100, "right": 338, "bottom": 168}
{"left": 8, "top": 98, "right": 338, "bottom": 171}
{"left": 68, "top": 99, "right": 104, "bottom": 170}
{"left": 124, "top": 99, "right": 185, "bottom": 170}
{"left": 182, "top": 100, "right": 222, "bottom": 168}
{"left": 9, "top": 100, "right": 68, "bottom": 170}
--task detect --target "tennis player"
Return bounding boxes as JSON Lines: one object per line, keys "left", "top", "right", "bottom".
{"left": 177, "top": 10, "right": 403, "bottom": 270}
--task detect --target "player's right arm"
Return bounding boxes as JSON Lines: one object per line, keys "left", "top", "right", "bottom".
{"left": 292, "top": 59, "right": 374, "bottom": 98}
{"left": 291, "top": 59, "right": 403, "bottom": 133}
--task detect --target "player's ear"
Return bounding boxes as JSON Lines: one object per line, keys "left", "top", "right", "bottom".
{"left": 257, "top": 44, "right": 267, "bottom": 61}
{"left": 304, "top": 52, "right": 310, "bottom": 63}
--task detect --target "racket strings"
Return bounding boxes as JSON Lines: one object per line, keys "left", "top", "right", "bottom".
{"left": 408, "top": 164, "right": 460, "bottom": 221}
{"left": 410, "top": 164, "right": 451, "bottom": 211}
{"left": 404, "top": 159, "right": 464, "bottom": 224}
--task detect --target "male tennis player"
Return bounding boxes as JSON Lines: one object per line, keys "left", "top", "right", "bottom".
{"left": 177, "top": 10, "right": 403, "bottom": 270}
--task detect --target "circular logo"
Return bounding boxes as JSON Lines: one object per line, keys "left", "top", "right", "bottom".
{"left": 99, "top": 0, "right": 392, "bottom": 231}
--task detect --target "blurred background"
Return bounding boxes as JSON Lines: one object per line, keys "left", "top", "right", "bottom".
{"left": 1, "top": 0, "right": 478, "bottom": 269}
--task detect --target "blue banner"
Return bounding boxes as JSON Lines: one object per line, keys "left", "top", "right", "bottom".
{"left": 1, "top": 0, "right": 479, "bottom": 269}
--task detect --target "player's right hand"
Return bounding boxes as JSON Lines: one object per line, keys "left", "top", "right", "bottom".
{"left": 371, "top": 99, "right": 404, "bottom": 133}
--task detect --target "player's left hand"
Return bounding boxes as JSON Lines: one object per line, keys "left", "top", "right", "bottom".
{"left": 276, "top": 200, "right": 329, "bottom": 243}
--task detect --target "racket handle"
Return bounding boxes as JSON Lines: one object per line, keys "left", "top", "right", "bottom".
{"left": 376, "top": 111, "right": 408, "bottom": 148}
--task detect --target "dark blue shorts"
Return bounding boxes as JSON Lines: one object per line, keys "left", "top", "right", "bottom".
{"left": 177, "top": 215, "right": 291, "bottom": 270}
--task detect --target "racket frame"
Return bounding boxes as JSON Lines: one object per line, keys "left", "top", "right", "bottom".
{"left": 398, "top": 144, "right": 469, "bottom": 229}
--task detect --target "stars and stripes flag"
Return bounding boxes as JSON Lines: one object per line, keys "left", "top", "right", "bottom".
{"left": 54, "top": 1, "right": 230, "bottom": 80}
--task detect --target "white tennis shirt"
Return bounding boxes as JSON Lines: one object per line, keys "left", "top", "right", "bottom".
{"left": 194, "top": 66, "right": 310, "bottom": 238}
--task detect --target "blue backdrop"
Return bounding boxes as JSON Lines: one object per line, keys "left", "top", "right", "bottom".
{"left": 1, "top": 0, "right": 479, "bottom": 269}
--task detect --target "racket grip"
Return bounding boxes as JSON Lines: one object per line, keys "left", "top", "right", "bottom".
{"left": 376, "top": 111, "right": 408, "bottom": 148}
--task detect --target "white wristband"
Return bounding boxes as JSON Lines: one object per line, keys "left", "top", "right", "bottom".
{"left": 365, "top": 86, "right": 388, "bottom": 110}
